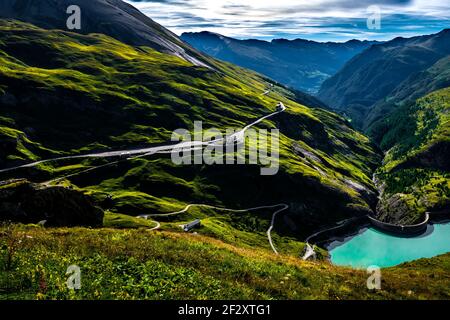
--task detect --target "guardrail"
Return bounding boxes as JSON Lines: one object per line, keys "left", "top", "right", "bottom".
{"left": 305, "top": 210, "right": 450, "bottom": 248}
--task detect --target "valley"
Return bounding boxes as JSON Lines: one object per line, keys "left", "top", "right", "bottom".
{"left": 0, "top": 18, "right": 380, "bottom": 237}
{"left": 0, "top": 0, "right": 449, "bottom": 301}
{"left": 182, "top": 31, "right": 378, "bottom": 94}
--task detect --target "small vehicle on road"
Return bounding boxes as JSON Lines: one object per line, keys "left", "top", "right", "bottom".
{"left": 183, "top": 219, "right": 201, "bottom": 232}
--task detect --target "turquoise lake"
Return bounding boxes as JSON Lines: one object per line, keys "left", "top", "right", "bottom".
{"left": 328, "top": 222, "right": 450, "bottom": 268}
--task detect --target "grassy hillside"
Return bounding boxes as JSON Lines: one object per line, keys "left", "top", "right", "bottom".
{"left": 318, "top": 29, "right": 450, "bottom": 129}
{"left": 368, "top": 56, "right": 450, "bottom": 141}
{"left": 375, "top": 87, "right": 450, "bottom": 224}
{"left": 316, "top": 28, "right": 450, "bottom": 225}
{"left": 1, "top": 224, "right": 449, "bottom": 300}
{"left": 0, "top": 19, "right": 381, "bottom": 239}
{"left": 0, "top": 0, "right": 212, "bottom": 68}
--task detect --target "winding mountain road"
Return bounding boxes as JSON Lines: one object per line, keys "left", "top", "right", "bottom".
{"left": 139, "top": 203, "right": 289, "bottom": 254}
{"left": 148, "top": 221, "right": 161, "bottom": 231}
{"left": 266, "top": 204, "right": 289, "bottom": 255}
{"left": 2, "top": 94, "right": 288, "bottom": 255}
{"left": 262, "top": 84, "right": 274, "bottom": 96}
{"left": 305, "top": 216, "right": 361, "bottom": 244}
{"left": 302, "top": 216, "right": 363, "bottom": 260}
{"left": 0, "top": 103, "right": 286, "bottom": 174}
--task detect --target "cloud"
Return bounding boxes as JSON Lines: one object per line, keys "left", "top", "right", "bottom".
{"left": 125, "top": 0, "right": 450, "bottom": 41}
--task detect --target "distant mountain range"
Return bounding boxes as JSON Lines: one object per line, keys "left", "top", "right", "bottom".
{"left": 318, "top": 29, "right": 450, "bottom": 132}
{"left": 181, "top": 31, "right": 379, "bottom": 94}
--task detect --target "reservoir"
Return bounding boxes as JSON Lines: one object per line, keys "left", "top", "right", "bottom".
{"left": 328, "top": 222, "right": 450, "bottom": 268}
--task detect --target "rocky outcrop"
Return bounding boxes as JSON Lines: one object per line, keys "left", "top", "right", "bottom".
{"left": 376, "top": 193, "right": 423, "bottom": 225}
{"left": 0, "top": 179, "right": 104, "bottom": 227}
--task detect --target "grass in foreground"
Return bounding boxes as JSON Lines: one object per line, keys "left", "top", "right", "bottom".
{"left": 0, "top": 224, "right": 449, "bottom": 300}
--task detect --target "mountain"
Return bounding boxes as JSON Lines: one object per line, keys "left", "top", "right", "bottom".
{"left": 181, "top": 31, "right": 378, "bottom": 94}
{"left": 318, "top": 29, "right": 450, "bottom": 129}
{"left": 375, "top": 87, "right": 450, "bottom": 225}
{"left": 317, "top": 29, "right": 450, "bottom": 224}
{"left": 0, "top": 0, "right": 449, "bottom": 302}
{"left": 0, "top": 15, "right": 381, "bottom": 238}
{"left": 0, "top": 0, "right": 211, "bottom": 68}
{"left": 367, "top": 55, "right": 450, "bottom": 143}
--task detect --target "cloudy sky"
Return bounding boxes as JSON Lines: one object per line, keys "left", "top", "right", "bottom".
{"left": 126, "top": 0, "right": 450, "bottom": 42}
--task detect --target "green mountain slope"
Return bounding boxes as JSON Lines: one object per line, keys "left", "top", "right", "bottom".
{"left": 316, "top": 29, "right": 450, "bottom": 225}
{"left": 368, "top": 56, "right": 450, "bottom": 143}
{"left": 0, "top": 0, "right": 211, "bottom": 67}
{"left": 318, "top": 29, "right": 450, "bottom": 129}
{"left": 0, "top": 20, "right": 381, "bottom": 241}
{"left": 375, "top": 87, "right": 450, "bottom": 224}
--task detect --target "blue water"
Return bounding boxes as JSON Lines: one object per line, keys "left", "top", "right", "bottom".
{"left": 329, "top": 223, "right": 450, "bottom": 268}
